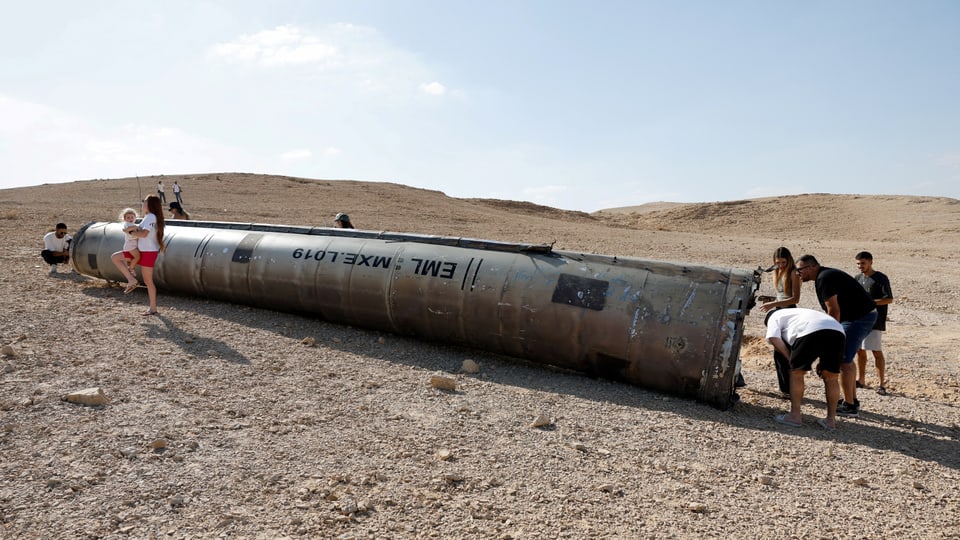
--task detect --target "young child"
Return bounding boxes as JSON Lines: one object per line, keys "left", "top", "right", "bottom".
{"left": 120, "top": 208, "right": 142, "bottom": 272}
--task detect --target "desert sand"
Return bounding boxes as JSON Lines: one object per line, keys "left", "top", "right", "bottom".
{"left": 1, "top": 173, "right": 958, "bottom": 539}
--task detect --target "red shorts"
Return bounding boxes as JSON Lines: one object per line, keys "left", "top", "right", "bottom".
{"left": 137, "top": 251, "right": 159, "bottom": 268}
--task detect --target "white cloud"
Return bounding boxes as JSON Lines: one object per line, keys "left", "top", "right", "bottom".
{"left": 281, "top": 149, "right": 313, "bottom": 161}
{"left": 0, "top": 94, "right": 247, "bottom": 189}
{"left": 419, "top": 81, "right": 447, "bottom": 96}
{"left": 324, "top": 147, "right": 342, "bottom": 156}
{"left": 209, "top": 25, "right": 339, "bottom": 67}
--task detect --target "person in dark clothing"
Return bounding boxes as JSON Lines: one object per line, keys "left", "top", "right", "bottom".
{"left": 796, "top": 254, "right": 876, "bottom": 418}
{"left": 854, "top": 251, "right": 894, "bottom": 395}
{"left": 333, "top": 213, "right": 355, "bottom": 229}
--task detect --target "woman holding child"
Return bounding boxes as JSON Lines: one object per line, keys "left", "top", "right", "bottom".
{"left": 110, "top": 195, "right": 166, "bottom": 315}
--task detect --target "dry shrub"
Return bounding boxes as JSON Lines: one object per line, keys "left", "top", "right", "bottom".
{"left": 740, "top": 334, "right": 769, "bottom": 360}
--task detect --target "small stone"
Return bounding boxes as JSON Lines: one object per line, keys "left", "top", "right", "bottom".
{"left": 301, "top": 337, "right": 316, "bottom": 346}
{"left": 852, "top": 477, "right": 869, "bottom": 487}
{"left": 443, "top": 472, "right": 463, "bottom": 483}
{"left": 568, "top": 441, "right": 587, "bottom": 452}
{"left": 149, "top": 438, "right": 168, "bottom": 449}
{"left": 597, "top": 483, "right": 615, "bottom": 492}
{"left": 184, "top": 337, "right": 195, "bottom": 344}
{"left": 63, "top": 387, "right": 109, "bottom": 406}
{"left": 436, "top": 448, "right": 453, "bottom": 461}
{"left": 758, "top": 475, "right": 775, "bottom": 486}
{"left": 687, "top": 502, "right": 707, "bottom": 513}
{"left": 1, "top": 345, "right": 15, "bottom": 357}
{"left": 912, "top": 481, "right": 925, "bottom": 490}
{"left": 429, "top": 374, "right": 457, "bottom": 391}
{"left": 339, "top": 498, "right": 358, "bottom": 515}
{"left": 530, "top": 413, "right": 553, "bottom": 428}
{"left": 461, "top": 359, "right": 481, "bottom": 374}
{"left": 169, "top": 495, "right": 185, "bottom": 507}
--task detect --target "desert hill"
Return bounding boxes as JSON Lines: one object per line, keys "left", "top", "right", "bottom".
{"left": 1, "top": 174, "right": 958, "bottom": 538}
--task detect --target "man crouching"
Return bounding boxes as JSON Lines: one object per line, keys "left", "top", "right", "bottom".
{"left": 766, "top": 308, "right": 844, "bottom": 431}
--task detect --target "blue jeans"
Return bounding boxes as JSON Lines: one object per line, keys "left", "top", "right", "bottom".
{"left": 841, "top": 311, "right": 878, "bottom": 363}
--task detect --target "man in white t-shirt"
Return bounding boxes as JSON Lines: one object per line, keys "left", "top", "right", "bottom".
{"left": 41, "top": 222, "right": 72, "bottom": 274}
{"left": 766, "top": 308, "right": 845, "bottom": 431}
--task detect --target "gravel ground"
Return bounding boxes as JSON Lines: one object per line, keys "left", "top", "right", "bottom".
{"left": 1, "top": 175, "right": 958, "bottom": 539}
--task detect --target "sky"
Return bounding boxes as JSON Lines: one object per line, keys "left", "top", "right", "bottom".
{"left": 1, "top": 1, "right": 958, "bottom": 212}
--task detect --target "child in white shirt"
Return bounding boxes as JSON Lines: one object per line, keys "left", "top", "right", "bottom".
{"left": 120, "top": 208, "right": 142, "bottom": 271}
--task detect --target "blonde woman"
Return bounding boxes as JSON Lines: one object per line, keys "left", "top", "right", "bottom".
{"left": 760, "top": 246, "right": 801, "bottom": 313}
{"left": 759, "top": 246, "right": 802, "bottom": 396}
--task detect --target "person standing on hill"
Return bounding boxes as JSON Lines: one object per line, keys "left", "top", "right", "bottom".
{"left": 854, "top": 251, "right": 894, "bottom": 395}
{"left": 41, "top": 222, "right": 72, "bottom": 274}
{"left": 796, "top": 254, "right": 876, "bottom": 418}
{"left": 173, "top": 180, "right": 183, "bottom": 204}
{"left": 157, "top": 180, "right": 166, "bottom": 204}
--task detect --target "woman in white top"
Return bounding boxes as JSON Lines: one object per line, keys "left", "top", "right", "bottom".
{"left": 108, "top": 195, "right": 166, "bottom": 315}
{"left": 132, "top": 195, "right": 165, "bottom": 315}
{"left": 759, "top": 246, "right": 801, "bottom": 312}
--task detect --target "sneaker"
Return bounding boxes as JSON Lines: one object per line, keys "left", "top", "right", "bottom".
{"left": 837, "top": 400, "right": 859, "bottom": 418}
{"left": 49, "top": 265, "right": 57, "bottom": 274}
{"left": 876, "top": 386, "right": 887, "bottom": 396}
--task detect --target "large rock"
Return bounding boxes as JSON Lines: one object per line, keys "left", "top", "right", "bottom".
{"left": 63, "top": 387, "right": 109, "bottom": 406}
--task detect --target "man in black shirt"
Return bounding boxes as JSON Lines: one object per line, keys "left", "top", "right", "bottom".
{"left": 796, "top": 255, "right": 877, "bottom": 418}
{"left": 855, "top": 251, "right": 894, "bottom": 395}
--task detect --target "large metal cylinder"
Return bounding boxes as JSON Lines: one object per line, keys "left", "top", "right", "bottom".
{"left": 72, "top": 220, "right": 760, "bottom": 408}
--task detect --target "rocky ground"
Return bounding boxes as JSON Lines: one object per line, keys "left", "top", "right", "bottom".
{"left": 1, "top": 174, "right": 958, "bottom": 539}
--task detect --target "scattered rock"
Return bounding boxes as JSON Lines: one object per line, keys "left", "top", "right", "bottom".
{"left": 63, "top": 387, "right": 108, "bottom": 406}
{"left": 301, "top": 337, "right": 316, "bottom": 346}
{"left": 687, "top": 502, "right": 707, "bottom": 513}
{"left": 567, "top": 441, "right": 587, "bottom": 452}
{"left": 436, "top": 448, "right": 453, "bottom": 461}
{"left": 1, "top": 345, "right": 15, "bottom": 357}
{"left": 339, "top": 498, "right": 358, "bottom": 515}
{"left": 461, "top": 359, "right": 481, "bottom": 374}
{"left": 443, "top": 472, "right": 463, "bottom": 483}
{"left": 758, "top": 475, "right": 775, "bottom": 486}
{"left": 149, "top": 438, "right": 168, "bottom": 449}
{"left": 531, "top": 413, "right": 553, "bottom": 428}
{"left": 430, "top": 374, "right": 457, "bottom": 391}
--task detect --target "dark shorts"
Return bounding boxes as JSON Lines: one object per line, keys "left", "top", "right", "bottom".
{"left": 138, "top": 251, "right": 159, "bottom": 268}
{"left": 790, "top": 329, "right": 844, "bottom": 374}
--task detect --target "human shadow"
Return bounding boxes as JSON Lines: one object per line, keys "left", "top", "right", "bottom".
{"left": 80, "top": 283, "right": 251, "bottom": 365}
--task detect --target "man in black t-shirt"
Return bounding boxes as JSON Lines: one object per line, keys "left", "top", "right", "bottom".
{"left": 855, "top": 251, "right": 894, "bottom": 395}
{"left": 796, "top": 254, "right": 877, "bottom": 419}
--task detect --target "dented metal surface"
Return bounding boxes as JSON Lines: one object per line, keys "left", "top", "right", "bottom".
{"left": 72, "top": 220, "right": 761, "bottom": 408}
